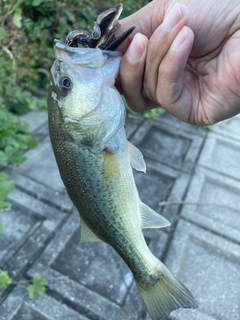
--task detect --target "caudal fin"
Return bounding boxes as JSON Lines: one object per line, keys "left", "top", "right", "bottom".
{"left": 136, "top": 263, "right": 197, "bottom": 320}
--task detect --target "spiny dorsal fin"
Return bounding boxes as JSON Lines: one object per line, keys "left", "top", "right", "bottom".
{"left": 127, "top": 141, "right": 146, "bottom": 173}
{"left": 140, "top": 202, "right": 170, "bottom": 229}
{"left": 80, "top": 218, "right": 101, "bottom": 242}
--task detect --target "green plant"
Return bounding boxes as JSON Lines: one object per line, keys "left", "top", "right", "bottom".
{"left": 0, "top": 270, "right": 12, "bottom": 288}
{"left": 27, "top": 274, "right": 48, "bottom": 298}
{"left": 0, "top": 173, "right": 15, "bottom": 210}
{"left": 144, "top": 108, "right": 165, "bottom": 118}
{"left": 0, "top": 108, "right": 38, "bottom": 209}
{"left": 0, "top": 173, "right": 15, "bottom": 231}
{"left": 0, "top": 109, "right": 38, "bottom": 166}
{"left": 0, "top": 107, "right": 38, "bottom": 210}
{"left": 0, "top": 270, "right": 48, "bottom": 299}
{"left": 1, "top": 0, "right": 149, "bottom": 115}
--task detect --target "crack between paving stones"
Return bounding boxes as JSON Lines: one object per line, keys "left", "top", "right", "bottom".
{"left": 0, "top": 213, "right": 71, "bottom": 305}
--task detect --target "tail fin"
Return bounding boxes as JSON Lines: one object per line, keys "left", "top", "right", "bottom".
{"left": 136, "top": 263, "right": 197, "bottom": 320}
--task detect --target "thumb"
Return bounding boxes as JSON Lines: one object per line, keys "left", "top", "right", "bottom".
{"left": 118, "top": 33, "right": 154, "bottom": 112}
{"left": 154, "top": 25, "right": 195, "bottom": 122}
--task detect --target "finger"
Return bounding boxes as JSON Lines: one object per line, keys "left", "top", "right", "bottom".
{"left": 143, "top": 3, "right": 189, "bottom": 103}
{"left": 156, "top": 26, "right": 195, "bottom": 122}
{"left": 117, "top": 33, "right": 156, "bottom": 112}
{"left": 116, "top": 1, "right": 164, "bottom": 53}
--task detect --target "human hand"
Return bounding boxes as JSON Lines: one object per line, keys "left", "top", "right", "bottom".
{"left": 116, "top": 0, "right": 240, "bottom": 125}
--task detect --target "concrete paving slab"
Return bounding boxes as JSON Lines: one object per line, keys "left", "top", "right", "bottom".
{"left": 20, "top": 109, "right": 49, "bottom": 141}
{"left": 1, "top": 157, "right": 70, "bottom": 298}
{"left": 5, "top": 169, "right": 72, "bottom": 212}
{"left": 0, "top": 187, "right": 67, "bottom": 299}
{"left": 130, "top": 120, "right": 204, "bottom": 172}
{"left": 20, "top": 111, "right": 48, "bottom": 133}
{"left": 169, "top": 309, "right": 218, "bottom": 320}
{"left": 153, "top": 111, "right": 207, "bottom": 137}
{"left": 0, "top": 202, "right": 41, "bottom": 268}
{"left": 212, "top": 114, "right": 240, "bottom": 141}
{"left": 34, "top": 122, "right": 49, "bottom": 142}
{"left": 17, "top": 136, "right": 65, "bottom": 193}
{"left": 134, "top": 158, "right": 190, "bottom": 226}
{"left": 125, "top": 114, "right": 145, "bottom": 139}
{"left": 146, "top": 311, "right": 217, "bottom": 320}
{"left": 198, "top": 132, "right": 240, "bottom": 179}
{"left": 2, "top": 109, "right": 240, "bottom": 320}
{"left": 0, "top": 285, "right": 90, "bottom": 320}
{"left": 7, "top": 188, "right": 65, "bottom": 222}
{"left": 26, "top": 210, "right": 169, "bottom": 319}
{"left": 26, "top": 212, "right": 135, "bottom": 318}
{"left": 180, "top": 167, "right": 240, "bottom": 243}
{"left": 164, "top": 219, "right": 240, "bottom": 320}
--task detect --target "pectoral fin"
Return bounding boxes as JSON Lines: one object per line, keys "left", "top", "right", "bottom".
{"left": 127, "top": 141, "right": 146, "bottom": 173}
{"left": 80, "top": 218, "right": 101, "bottom": 242}
{"left": 140, "top": 202, "right": 170, "bottom": 229}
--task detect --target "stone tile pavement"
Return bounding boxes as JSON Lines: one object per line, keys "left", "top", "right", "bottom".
{"left": 0, "top": 110, "right": 240, "bottom": 320}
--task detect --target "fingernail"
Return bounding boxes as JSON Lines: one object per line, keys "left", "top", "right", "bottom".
{"left": 162, "top": 3, "right": 183, "bottom": 31}
{"left": 126, "top": 33, "right": 147, "bottom": 62}
{"left": 170, "top": 26, "right": 187, "bottom": 51}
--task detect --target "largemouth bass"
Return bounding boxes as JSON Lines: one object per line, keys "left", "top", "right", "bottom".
{"left": 48, "top": 40, "right": 197, "bottom": 320}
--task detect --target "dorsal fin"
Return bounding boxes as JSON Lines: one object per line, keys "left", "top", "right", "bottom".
{"left": 127, "top": 141, "right": 146, "bottom": 173}
{"left": 140, "top": 202, "right": 170, "bottom": 229}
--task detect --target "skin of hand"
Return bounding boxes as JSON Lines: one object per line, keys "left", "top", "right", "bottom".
{"left": 116, "top": 0, "right": 240, "bottom": 125}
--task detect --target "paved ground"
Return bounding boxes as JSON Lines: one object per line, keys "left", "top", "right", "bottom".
{"left": 1, "top": 110, "right": 240, "bottom": 320}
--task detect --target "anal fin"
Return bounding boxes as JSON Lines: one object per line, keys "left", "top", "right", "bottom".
{"left": 80, "top": 218, "right": 101, "bottom": 242}
{"left": 140, "top": 202, "right": 170, "bottom": 229}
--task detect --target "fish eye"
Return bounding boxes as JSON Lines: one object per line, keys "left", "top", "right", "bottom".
{"left": 58, "top": 76, "right": 72, "bottom": 92}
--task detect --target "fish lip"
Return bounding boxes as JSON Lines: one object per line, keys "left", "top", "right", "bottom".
{"left": 53, "top": 41, "right": 122, "bottom": 72}
{"left": 54, "top": 40, "right": 122, "bottom": 58}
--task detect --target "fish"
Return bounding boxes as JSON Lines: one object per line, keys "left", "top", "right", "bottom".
{"left": 48, "top": 39, "right": 197, "bottom": 320}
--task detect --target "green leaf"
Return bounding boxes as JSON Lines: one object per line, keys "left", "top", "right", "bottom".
{"left": 205, "top": 125, "right": 214, "bottom": 131}
{"left": 0, "top": 173, "right": 8, "bottom": 182}
{"left": 32, "top": 0, "right": 44, "bottom": 6}
{"left": 13, "top": 9, "right": 22, "bottom": 28}
{"left": 10, "top": 151, "right": 26, "bottom": 165}
{"left": 0, "top": 173, "right": 15, "bottom": 210}
{"left": 25, "top": 136, "right": 38, "bottom": 149}
{"left": 0, "top": 151, "right": 8, "bottom": 166}
{"left": 0, "top": 27, "right": 6, "bottom": 40}
{"left": 144, "top": 108, "right": 165, "bottom": 118}
{"left": 0, "top": 224, "right": 3, "bottom": 234}
{"left": 0, "top": 180, "right": 15, "bottom": 198}
{"left": 0, "top": 270, "right": 12, "bottom": 288}
{"left": 27, "top": 274, "right": 48, "bottom": 298}
{"left": 0, "top": 109, "right": 38, "bottom": 166}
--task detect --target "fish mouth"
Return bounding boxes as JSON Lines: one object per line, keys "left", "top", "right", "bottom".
{"left": 54, "top": 40, "right": 122, "bottom": 67}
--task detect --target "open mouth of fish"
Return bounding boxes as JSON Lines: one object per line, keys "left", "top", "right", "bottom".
{"left": 65, "top": 3, "right": 135, "bottom": 51}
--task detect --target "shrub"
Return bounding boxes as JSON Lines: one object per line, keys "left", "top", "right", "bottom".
{"left": 1, "top": 0, "right": 149, "bottom": 114}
